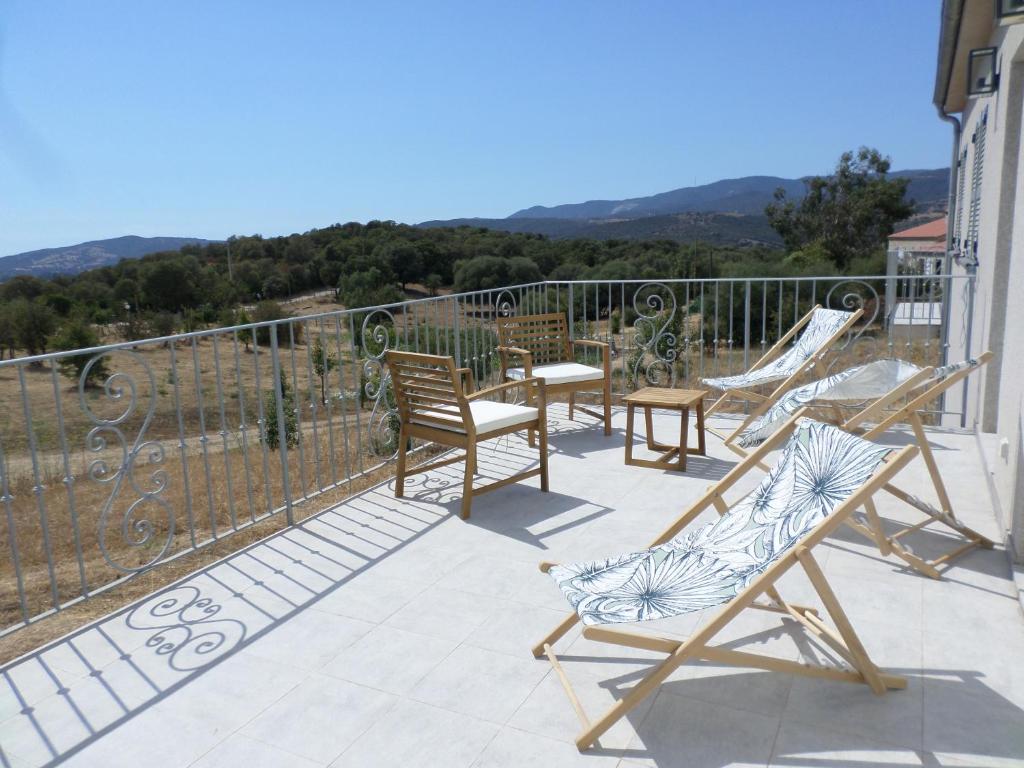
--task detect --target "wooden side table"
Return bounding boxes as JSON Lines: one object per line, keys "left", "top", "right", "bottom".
{"left": 622, "top": 387, "right": 707, "bottom": 471}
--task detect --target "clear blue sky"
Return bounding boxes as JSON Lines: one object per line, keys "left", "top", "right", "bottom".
{"left": 0, "top": 0, "right": 949, "bottom": 256}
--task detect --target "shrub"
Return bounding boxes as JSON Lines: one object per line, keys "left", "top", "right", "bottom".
{"left": 263, "top": 373, "right": 299, "bottom": 450}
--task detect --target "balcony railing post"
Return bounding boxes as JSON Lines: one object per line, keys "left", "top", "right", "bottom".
{"left": 452, "top": 297, "right": 462, "bottom": 366}
{"left": 568, "top": 283, "right": 575, "bottom": 341}
{"left": 270, "top": 327, "right": 294, "bottom": 525}
{"left": 743, "top": 280, "right": 751, "bottom": 372}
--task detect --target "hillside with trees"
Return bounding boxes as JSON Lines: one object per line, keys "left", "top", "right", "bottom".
{"left": 0, "top": 147, "right": 921, "bottom": 362}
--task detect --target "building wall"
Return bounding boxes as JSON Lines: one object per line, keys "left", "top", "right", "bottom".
{"left": 946, "top": 23, "right": 1024, "bottom": 558}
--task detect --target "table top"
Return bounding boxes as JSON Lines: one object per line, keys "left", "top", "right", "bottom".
{"left": 622, "top": 387, "right": 707, "bottom": 407}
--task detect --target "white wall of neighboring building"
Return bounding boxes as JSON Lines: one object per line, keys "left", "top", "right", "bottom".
{"left": 945, "top": 22, "right": 1024, "bottom": 557}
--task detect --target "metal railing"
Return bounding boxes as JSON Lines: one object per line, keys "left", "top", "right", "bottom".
{"left": 0, "top": 274, "right": 975, "bottom": 634}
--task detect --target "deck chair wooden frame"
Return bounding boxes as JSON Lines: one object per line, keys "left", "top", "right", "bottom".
{"left": 833, "top": 351, "right": 995, "bottom": 578}
{"left": 496, "top": 312, "right": 612, "bottom": 436}
{"left": 387, "top": 350, "right": 549, "bottom": 520}
{"left": 532, "top": 414, "right": 918, "bottom": 751}
{"left": 721, "top": 352, "right": 994, "bottom": 579}
{"left": 703, "top": 304, "right": 863, "bottom": 433}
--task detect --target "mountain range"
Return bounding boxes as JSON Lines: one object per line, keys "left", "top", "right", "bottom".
{"left": 0, "top": 236, "right": 215, "bottom": 281}
{"left": 1, "top": 168, "right": 949, "bottom": 281}
{"left": 421, "top": 168, "right": 949, "bottom": 244}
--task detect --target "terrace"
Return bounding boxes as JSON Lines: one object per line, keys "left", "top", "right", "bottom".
{"left": 1, "top": 277, "right": 1022, "bottom": 767}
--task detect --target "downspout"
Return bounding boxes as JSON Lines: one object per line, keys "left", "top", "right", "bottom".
{"left": 935, "top": 105, "right": 962, "bottom": 423}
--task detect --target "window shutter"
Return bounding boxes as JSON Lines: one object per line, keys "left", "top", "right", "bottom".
{"left": 967, "top": 109, "right": 988, "bottom": 256}
{"left": 953, "top": 147, "right": 968, "bottom": 246}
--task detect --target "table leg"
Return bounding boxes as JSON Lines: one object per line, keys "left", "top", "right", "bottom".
{"left": 625, "top": 403, "right": 635, "bottom": 465}
{"left": 680, "top": 406, "right": 689, "bottom": 471}
{"left": 696, "top": 400, "right": 706, "bottom": 456}
{"left": 644, "top": 406, "right": 656, "bottom": 451}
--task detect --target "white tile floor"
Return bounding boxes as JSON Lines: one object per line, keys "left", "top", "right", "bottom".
{"left": 1, "top": 405, "right": 1022, "bottom": 768}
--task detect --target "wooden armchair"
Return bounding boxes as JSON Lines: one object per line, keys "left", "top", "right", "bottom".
{"left": 496, "top": 312, "right": 612, "bottom": 436}
{"left": 386, "top": 350, "right": 549, "bottom": 520}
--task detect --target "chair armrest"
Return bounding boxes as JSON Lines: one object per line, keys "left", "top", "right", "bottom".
{"left": 496, "top": 346, "right": 533, "bottom": 377}
{"left": 455, "top": 367, "right": 475, "bottom": 394}
{"left": 466, "top": 377, "right": 541, "bottom": 401}
{"left": 496, "top": 345, "right": 533, "bottom": 359}
{"left": 572, "top": 339, "right": 611, "bottom": 371}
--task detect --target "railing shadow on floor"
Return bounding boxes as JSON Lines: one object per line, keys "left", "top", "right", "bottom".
{"left": 0, "top": 436, "right": 605, "bottom": 768}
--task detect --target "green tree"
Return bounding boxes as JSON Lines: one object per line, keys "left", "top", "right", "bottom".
{"left": 311, "top": 338, "right": 337, "bottom": 404}
{"left": 452, "top": 255, "right": 542, "bottom": 292}
{"left": 252, "top": 300, "right": 302, "bottom": 347}
{"left": 765, "top": 147, "right": 914, "bottom": 270}
{"left": 337, "top": 267, "right": 403, "bottom": 309}
{"left": 263, "top": 373, "right": 299, "bottom": 450}
{"left": 52, "top": 316, "right": 110, "bottom": 387}
{"left": 10, "top": 298, "right": 55, "bottom": 357}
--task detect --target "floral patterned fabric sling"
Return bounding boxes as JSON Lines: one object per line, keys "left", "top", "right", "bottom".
{"left": 548, "top": 421, "right": 892, "bottom": 626}
{"left": 702, "top": 308, "right": 854, "bottom": 391}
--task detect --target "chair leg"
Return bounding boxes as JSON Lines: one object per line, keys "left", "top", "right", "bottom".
{"left": 461, "top": 443, "right": 477, "bottom": 520}
{"left": 395, "top": 425, "right": 408, "bottom": 498}
{"left": 603, "top": 376, "right": 612, "bottom": 436}
{"left": 568, "top": 392, "right": 575, "bottom": 421}
{"left": 538, "top": 419, "right": 550, "bottom": 492}
{"left": 528, "top": 428, "right": 536, "bottom": 448}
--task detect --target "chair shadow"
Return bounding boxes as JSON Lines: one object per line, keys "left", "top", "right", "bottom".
{"left": 554, "top": 618, "right": 1024, "bottom": 767}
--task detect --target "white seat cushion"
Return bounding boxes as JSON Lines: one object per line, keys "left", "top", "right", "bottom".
{"left": 507, "top": 362, "right": 604, "bottom": 385}
{"left": 411, "top": 400, "right": 538, "bottom": 434}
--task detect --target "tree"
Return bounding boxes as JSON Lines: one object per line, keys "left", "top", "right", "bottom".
{"left": 765, "top": 147, "right": 914, "bottom": 270}
{"left": 141, "top": 258, "right": 199, "bottom": 311}
{"left": 10, "top": 298, "right": 55, "bottom": 357}
{"left": 53, "top": 317, "right": 110, "bottom": 387}
{"left": 452, "top": 255, "right": 542, "bottom": 292}
{"left": 252, "top": 300, "right": 301, "bottom": 347}
{"left": 337, "top": 267, "right": 403, "bottom": 309}
{"left": 311, "top": 338, "right": 337, "bottom": 404}
{"left": 0, "top": 302, "right": 17, "bottom": 359}
{"left": 263, "top": 373, "right": 299, "bottom": 450}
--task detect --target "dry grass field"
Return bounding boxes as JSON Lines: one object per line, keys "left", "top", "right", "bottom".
{"left": 0, "top": 287, "right": 949, "bottom": 664}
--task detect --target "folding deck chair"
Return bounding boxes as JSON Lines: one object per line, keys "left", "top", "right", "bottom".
{"left": 532, "top": 417, "right": 917, "bottom": 751}
{"left": 724, "top": 352, "right": 995, "bottom": 578}
{"left": 702, "top": 305, "right": 862, "bottom": 431}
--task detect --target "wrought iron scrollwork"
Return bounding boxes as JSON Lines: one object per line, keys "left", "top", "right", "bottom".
{"left": 126, "top": 585, "right": 245, "bottom": 671}
{"left": 823, "top": 280, "right": 881, "bottom": 372}
{"left": 631, "top": 282, "right": 678, "bottom": 388}
{"left": 493, "top": 289, "right": 518, "bottom": 318}
{"left": 361, "top": 309, "right": 400, "bottom": 457}
{"left": 80, "top": 351, "right": 174, "bottom": 573}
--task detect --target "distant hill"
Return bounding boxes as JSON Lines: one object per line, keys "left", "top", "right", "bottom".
{"left": 0, "top": 235, "right": 216, "bottom": 281}
{"left": 508, "top": 169, "right": 949, "bottom": 221}
{"left": 418, "top": 212, "right": 783, "bottom": 246}
{"left": 420, "top": 168, "right": 949, "bottom": 246}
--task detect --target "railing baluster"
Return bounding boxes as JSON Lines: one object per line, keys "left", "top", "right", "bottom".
{"left": 170, "top": 341, "right": 199, "bottom": 545}
{"left": 250, "top": 330, "right": 274, "bottom": 516}
{"left": 17, "top": 365, "right": 60, "bottom": 611}
{"left": 288, "top": 323, "right": 308, "bottom": 500}
{"left": 49, "top": 363, "right": 87, "bottom": 598}
{"left": 231, "top": 331, "right": 258, "bottom": 525}
{"left": 0, "top": 423, "right": 30, "bottom": 624}
{"left": 303, "top": 319, "right": 323, "bottom": 494}
{"left": 190, "top": 337, "right": 218, "bottom": 539}
{"left": 211, "top": 334, "right": 238, "bottom": 531}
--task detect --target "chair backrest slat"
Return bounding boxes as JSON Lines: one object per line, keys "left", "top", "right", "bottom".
{"left": 497, "top": 312, "right": 572, "bottom": 365}
{"left": 386, "top": 350, "right": 469, "bottom": 429}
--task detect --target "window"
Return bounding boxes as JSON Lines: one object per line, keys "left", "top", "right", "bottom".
{"left": 953, "top": 147, "right": 968, "bottom": 248}
{"left": 966, "top": 109, "right": 988, "bottom": 259}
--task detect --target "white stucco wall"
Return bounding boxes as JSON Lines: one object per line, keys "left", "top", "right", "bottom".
{"left": 945, "top": 23, "right": 1024, "bottom": 557}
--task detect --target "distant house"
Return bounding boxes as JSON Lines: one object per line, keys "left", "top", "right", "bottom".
{"left": 887, "top": 217, "right": 946, "bottom": 276}
{"left": 934, "top": 0, "right": 1023, "bottom": 557}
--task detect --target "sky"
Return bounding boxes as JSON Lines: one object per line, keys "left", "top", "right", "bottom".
{"left": 0, "top": 0, "right": 950, "bottom": 256}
